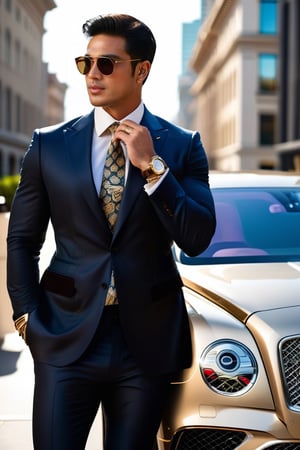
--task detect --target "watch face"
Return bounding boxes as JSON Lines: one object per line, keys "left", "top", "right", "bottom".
{"left": 152, "top": 158, "right": 165, "bottom": 174}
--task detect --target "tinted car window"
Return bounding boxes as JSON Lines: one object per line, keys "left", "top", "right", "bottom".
{"left": 180, "top": 188, "right": 300, "bottom": 265}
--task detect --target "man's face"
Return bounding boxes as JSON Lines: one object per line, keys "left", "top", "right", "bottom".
{"left": 84, "top": 34, "right": 143, "bottom": 117}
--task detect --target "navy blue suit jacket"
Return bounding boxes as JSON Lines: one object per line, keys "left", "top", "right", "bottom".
{"left": 7, "top": 107, "right": 216, "bottom": 375}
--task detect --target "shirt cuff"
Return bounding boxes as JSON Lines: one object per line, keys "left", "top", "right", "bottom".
{"left": 143, "top": 168, "right": 169, "bottom": 195}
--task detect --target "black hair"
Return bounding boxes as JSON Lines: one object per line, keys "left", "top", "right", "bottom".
{"left": 82, "top": 13, "right": 156, "bottom": 73}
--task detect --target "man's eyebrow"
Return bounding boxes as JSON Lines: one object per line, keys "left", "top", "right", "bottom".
{"left": 84, "top": 53, "right": 122, "bottom": 59}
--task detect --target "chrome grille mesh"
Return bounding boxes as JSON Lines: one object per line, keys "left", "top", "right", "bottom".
{"left": 204, "top": 375, "right": 249, "bottom": 393}
{"left": 280, "top": 336, "right": 300, "bottom": 411}
{"left": 171, "top": 429, "right": 246, "bottom": 450}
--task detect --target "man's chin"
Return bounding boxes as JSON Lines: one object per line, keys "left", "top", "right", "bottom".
{"left": 88, "top": 93, "right": 107, "bottom": 108}
{"left": 89, "top": 99, "right": 106, "bottom": 108}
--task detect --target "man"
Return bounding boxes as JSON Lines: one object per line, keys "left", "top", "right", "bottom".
{"left": 7, "top": 13, "right": 216, "bottom": 450}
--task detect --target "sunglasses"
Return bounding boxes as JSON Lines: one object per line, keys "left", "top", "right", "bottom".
{"left": 75, "top": 56, "right": 142, "bottom": 76}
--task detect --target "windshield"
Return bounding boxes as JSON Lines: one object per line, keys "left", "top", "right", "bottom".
{"left": 179, "top": 187, "right": 300, "bottom": 265}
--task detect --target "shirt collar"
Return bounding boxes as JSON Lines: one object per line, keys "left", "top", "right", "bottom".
{"left": 94, "top": 103, "right": 145, "bottom": 136}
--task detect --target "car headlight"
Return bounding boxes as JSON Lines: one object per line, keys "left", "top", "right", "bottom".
{"left": 200, "top": 340, "right": 257, "bottom": 396}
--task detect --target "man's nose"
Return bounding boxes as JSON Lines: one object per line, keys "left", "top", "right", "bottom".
{"left": 87, "top": 60, "right": 102, "bottom": 77}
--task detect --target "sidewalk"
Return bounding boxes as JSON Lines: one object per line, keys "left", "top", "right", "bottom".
{"left": 0, "top": 332, "right": 104, "bottom": 449}
{"left": 0, "top": 224, "right": 103, "bottom": 449}
{"left": 0, "top": 332, "right": 33, "bottom": 449}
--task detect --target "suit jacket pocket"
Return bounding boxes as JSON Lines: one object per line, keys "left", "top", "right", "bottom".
{"left": 40, "top": 269, "right": 76, "bottom": 297}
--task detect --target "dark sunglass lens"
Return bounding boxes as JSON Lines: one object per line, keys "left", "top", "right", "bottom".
{"left": 97, "top": 58, "right": 114, "bottom": 75}
{"left": 76, "top": 57, "right": 91, "bottom": 75}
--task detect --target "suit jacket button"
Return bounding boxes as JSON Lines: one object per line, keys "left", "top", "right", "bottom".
{"left": 163, "top": 202, "right": 173, "bottom": 217}
{"left": 102, "top": 282, "right": 108, "bottom": 289}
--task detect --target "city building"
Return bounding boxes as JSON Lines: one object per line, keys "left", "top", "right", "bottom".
{"left": 189, "top": 0, "right": 279, "bottom": 171}
{"left": 177, "top": 0, "right": 214, "bottom": 128}
{"left": 177, "top": 18, "right": 201, "bottom": 129}
{"left": 0, "top": 0, "right": 66, "bottom": 177}
{"left": 47, "top": 72, "right": 67, "bottom": 126}
{"left": 276, "top": 0, "right": 300, "bottom": 172}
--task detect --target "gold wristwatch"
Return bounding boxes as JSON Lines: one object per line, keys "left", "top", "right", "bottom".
{"left": 142, "top": 156, "right": 167, "bottom": 182}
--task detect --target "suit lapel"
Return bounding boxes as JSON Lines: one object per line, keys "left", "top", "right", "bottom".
{"left": 113, "top": 108, "right": 169, "bottom": 238}
{"left": 63, "top": 111, "right": 111, "bottom": 235}
{"left": 62, "top": 108, "right": 169, "bottom": 240}
{"left": 113, "top": 163, "right": 143, "bottom": 237}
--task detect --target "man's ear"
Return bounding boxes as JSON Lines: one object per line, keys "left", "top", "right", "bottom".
{"left": 136, "top": 61, "right": 151, "bottom": 82}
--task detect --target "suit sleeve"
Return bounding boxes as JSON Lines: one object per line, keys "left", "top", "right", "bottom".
{"left": 7, "top": 130, "right": 50, "bottom": 320}
{"left": 149, "top": 131, "right": 216, "bottom": 256}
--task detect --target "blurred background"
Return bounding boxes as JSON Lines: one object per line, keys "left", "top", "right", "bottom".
{"left": 0, "top": 0, "right": 299, "bottom": 203}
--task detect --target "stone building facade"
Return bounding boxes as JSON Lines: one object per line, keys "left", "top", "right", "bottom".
{"left": 0, "top": 0, "right": 66, "bottom": 176}
{"left": 189, "top": 0, "right": 279, "bottom": 171}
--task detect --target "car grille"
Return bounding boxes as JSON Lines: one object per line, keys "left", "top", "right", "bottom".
{"left": 280, "top": 336, "right": 300, "bottom": 411}
{"left": 171, "top": 429, "right": 246, "bottom": 449}
{"left": 203, "top": 375, "right": 251, "bottom": 393}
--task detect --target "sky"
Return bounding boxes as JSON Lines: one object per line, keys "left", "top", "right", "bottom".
{"left": 43, "top": 0, "right": 201, "bottom": 122}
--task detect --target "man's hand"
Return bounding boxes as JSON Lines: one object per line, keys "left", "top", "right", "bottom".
{"left": 114, "top": 120, "right": 156, "bottom": 171}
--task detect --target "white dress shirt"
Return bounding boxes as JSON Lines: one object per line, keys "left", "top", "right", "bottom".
{"left": 91, "top": 102, "right": 167, "bottom": 195}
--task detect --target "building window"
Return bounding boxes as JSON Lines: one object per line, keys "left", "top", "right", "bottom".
{"left": 5, "top": 87, "right": 12, "bottom": 130}
{"left": 16, "top": 6, "right": 21, "bottom": 22}
{"left": 4, "top": 28, "right": 11, "bottom": 65}
{"left": 16, "top": 95, "right": 21, "bottom": 132}
{"left": 5, "top": 0, "right": 12, "bottom": 13}
{"left": 260, "top": 114, "right": 276, "bottom": 145}
{"left": 0, "top": 81, "right": 2, "bottom": 128}
{"left": 15, "top": 40, "right": 21, "bottom": 70}
{"left": 260, "top": 0, "right": 277, "bottom": 34}
{"left": 9, "top": 154, "right": 16, "bottom": 174}
{"left": 259, "top": 54, "right": 277, "bottom": 92}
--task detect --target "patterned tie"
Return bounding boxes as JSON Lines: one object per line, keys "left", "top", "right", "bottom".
{"left": 100, "top": 122, "right": 125, "bottom": 305}
{"left": 100, "top": 123, "right": 125, "bottom": 230}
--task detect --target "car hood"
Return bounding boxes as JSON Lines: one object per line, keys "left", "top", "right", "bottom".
{"left": 178, "top": 261, "right": 300, "bottom": 318}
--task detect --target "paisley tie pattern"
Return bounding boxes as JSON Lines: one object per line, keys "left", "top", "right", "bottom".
{"left": 100, "top": 123, "right": 125, "bottom": 230}
{"left": 100, "top": 123, "right": 125, "bottom": 305}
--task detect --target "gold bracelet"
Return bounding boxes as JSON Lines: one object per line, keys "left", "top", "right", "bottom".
{"left": 14, "top": 313, "right": 29, "bottom": 342}
{"left": 146, "top": 174, "right": 163, "bottom": 184}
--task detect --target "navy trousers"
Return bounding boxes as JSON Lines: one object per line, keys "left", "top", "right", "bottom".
{"left": 32, "top": 306, "right": 171, "bottom": 450}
